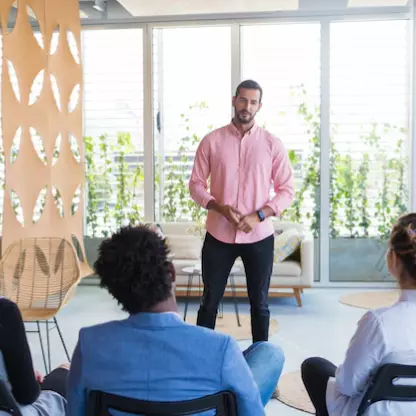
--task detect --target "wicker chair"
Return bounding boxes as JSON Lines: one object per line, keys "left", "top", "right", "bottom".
{"left": 0, "top": 237, "right": 81, "bottom": 373}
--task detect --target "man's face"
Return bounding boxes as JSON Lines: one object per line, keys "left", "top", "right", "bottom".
{"left": 232, "top": 88, "right": 262, "bottom": 124}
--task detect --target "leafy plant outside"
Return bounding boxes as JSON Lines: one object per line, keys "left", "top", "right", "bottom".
{"left": 83, "top": 88, "right": 408, "bottom": 241}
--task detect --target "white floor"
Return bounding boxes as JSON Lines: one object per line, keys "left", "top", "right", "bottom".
{"left": 27, "top": 286, "right": 374, "bottom": 415}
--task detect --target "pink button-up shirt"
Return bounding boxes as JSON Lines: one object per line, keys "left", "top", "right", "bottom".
{"left": 189, "top": 122, "right": 294, "bottom": 244}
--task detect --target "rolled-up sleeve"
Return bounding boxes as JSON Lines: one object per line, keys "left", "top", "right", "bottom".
{"left": 189, "top": 137, "right": 215, "bottom": 209}
{"left": 266, "top": 138, "right": 294, "bottom": 216}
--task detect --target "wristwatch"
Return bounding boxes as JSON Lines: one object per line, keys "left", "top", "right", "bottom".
{"left": 256, "top": 210, "right": 265, "bottom": 222}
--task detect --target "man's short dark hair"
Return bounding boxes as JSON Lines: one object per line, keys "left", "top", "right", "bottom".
{"left": 94, "top": 225, "right": 172, "bottom": 314}
{"left": 235, "top": 80, "right": 263, "bottom": 103}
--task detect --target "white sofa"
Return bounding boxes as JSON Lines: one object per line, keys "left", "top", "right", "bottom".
{"left": 160, "top": 221, "right": 314, "bottom": 307}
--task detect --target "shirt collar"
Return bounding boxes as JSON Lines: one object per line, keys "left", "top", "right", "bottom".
{"left": 125, "top": 312, "right": 184, "bottom": 328}
{"left": 399, "top": 289, "right": 416, "bottom": 302}
{"left": 228, "top": 120, "right": 259, "bottom": 138}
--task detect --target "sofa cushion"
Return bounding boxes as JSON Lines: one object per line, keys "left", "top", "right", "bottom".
{"left": 167, "top": 235, "right": 202, "bottom": 260}
{"left": 274, "top": 228, "right": 304, "bottom": 262}
{"left": 172, "top": 258, "right": 301, "bottom": 278}
{"left": 147, "top": 223, "right": 165, "bottom": 239}
{"left": 172, "top": 258, "right": 197, "bottom": 270}
{"left": 233, "top": 259, "right": 301, "bottom": 277}
{"left": 174, "top": 266, "right": 302, "bottom": 288}
{"left": 272, "top": 260, "right": 302, "bottom": 276}
{"left": 159, "top": 222, "right": 192, "bottom": 236}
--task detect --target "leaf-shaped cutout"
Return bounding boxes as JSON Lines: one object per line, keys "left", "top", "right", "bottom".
{"left": 30, "top": 127, "right": 47, "bottom": 166}
{"left": 52, "top": 186, "right": 64, "bottom": 217}
{"left": 50, "top": 74, "right": 61, "bottom": 111}
{"left": 69, "top": 134, "right": 81, "bottom": 163}
{"left": 71, "top": 184, "right": 81, "bottom": 215}
{"left": 10, "top": 189, "right": 24, "bottom": 226}
{"left": 72, "top": 235, "right": 85, "bottom": 262}
{"left": 32, "top": 185, "right": 47, "bottom": 223}
{"left": 52, "top": 134, "right": 61, "bottom": 166}
{"left": 7, "top": 60, "right": 20, "bottom": 102}
{"left": 54, "top": 239, "right": 65, "bottom": 274}
{"left": 29, "top": 69, "right": 44, "bottom": 106}
{"left": 34, "top": 32, "right": 43, "bottom": 49}
{"left": 35, "top": 245, "right": 50, "bottom": 276}
{"left": 68, "top": 84, "right": 80, "bottom": 113}
{"left": 10, "top": 127, "right": 22, "bottom": 164}
{"left": 66, "top": 30, "right": 80, "bottom": 64}
{"left": 0, "top": 145, "right": 5, "bottom": 169}
{"left": 26, "top": 6, "right": 43, "bottom": 49}
{"left": 6, "top": 1, "right": 18, "bottom": 34}
{"left": 50, "top": 26, "right": 60, "bottom": 55}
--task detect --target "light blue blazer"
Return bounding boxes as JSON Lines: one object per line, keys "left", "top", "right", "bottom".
{"left": 67, "top": 312, "right": 264, "bottom": 415}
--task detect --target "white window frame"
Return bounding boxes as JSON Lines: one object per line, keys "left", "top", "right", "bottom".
{"left": 411, "top": 3, "right": 416, "bottom": 213}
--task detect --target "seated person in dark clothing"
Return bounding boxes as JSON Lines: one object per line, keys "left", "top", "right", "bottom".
{"left": 0, "top": 297, "right": 68, "bottom": 415}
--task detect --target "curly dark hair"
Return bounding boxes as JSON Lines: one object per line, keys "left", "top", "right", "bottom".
{"left": 390, "top": 213, "right": 416, "bottom": 279}
{"left": 94, "top": 225, "right": 173, "bottom": 314}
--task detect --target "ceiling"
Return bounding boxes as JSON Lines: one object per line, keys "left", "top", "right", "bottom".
{"left": 115, "top": 0, "right": 408, "bottom": 17}
{"left": 7, "top": 0, "right": 412, "bottom": 25}
{"left": 77, "top": 0, "right": 410, "bottom": 20}
{"left": 116, "top": 0, "right": 299, "bottom": 16}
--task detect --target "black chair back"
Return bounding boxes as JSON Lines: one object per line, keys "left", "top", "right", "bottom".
{"left": 87, "top": 390, "right": 237, "bottom": 416}
{"left": 357, "top": 364, "right": 416, "bottom": 416}
{"left": 0, "top": 380, "right": 22, "bottom": 416}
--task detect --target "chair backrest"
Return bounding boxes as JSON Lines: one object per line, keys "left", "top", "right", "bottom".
{"left": 357, "top": 364, "right": 416, "bottom": 416}
{"left": 0, "top": 380, "right": 22, "bottom": 416}
{"left": 0, "top": 237, "right": 80, "bottom": 311}
{"left": 87, "top": 390, "right": 237, "bottom": 416}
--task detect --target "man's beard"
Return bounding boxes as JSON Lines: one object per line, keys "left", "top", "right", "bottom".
{"left": 235, "top": 109, "right": 256, "bottom": 124}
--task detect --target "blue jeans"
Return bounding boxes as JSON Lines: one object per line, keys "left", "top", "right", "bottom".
{"left": 243, "top": 341, "right": 285, "bottom": 406}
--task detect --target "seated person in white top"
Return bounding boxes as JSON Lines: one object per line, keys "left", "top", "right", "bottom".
{"left": 301, "top": 212, "right": 416, "bottom": 416}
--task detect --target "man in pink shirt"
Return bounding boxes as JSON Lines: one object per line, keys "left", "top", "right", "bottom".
{"left": 189, "top": 80, "right": 294, "bottom": 342}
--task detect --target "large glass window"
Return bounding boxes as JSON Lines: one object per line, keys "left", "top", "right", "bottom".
{"left": 241, "top": 23, "right": 321, "bottom": 280}
{"left": 153, "top": 26, "right": 231, "bottom": 223}
{"left": 77, "top": 16, "right": 413, "bottom": 285}
{"left": 83, "top": 28, "right": 144, "bottom": 237}
{"left": 329, "top": 20, "right": 410, "bottom": 282}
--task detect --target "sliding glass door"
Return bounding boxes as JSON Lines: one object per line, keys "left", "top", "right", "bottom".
{"left": 329, "top": 20, "right": 410, "bottom": 282}
{"left": 152, "top": 26, "right": 231, "bottom": 223}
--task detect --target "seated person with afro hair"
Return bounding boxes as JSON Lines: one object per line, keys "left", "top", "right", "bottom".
{"left": 67, "top": 225, "right": 285, "bottom": 415}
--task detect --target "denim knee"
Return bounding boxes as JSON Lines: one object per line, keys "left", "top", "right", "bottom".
{"left": 263, "top": 342, "right": 285, "bottom": 366}
{"left": 247, "top": 341, "right": 285, "bottom": 366}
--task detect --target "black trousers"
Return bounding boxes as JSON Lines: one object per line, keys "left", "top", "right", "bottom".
{"left": 301, "top": 357, "right": 337, "bottom": 416}
{"left": 197, "top": 232, "right": 274, "bottom": 343}
{"left": 41, "top": 367, "right": 69, "bottom": 399}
